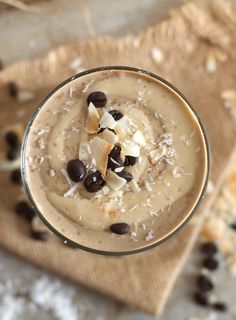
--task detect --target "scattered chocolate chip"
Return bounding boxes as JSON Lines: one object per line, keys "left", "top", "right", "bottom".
{"left": 124, "top": 155, "right": 138, "bottom": 166}
{"left": 230, "top": 222, "right": 236, "bottom": 231}
{"left": 0, "top": 59, "right": 3, "bottom": 70}
{"left": 84, "top": 170, "right": 105, "bottom": 193}
{"left": 211, "top": 302, "right": 227, "bottom": 312}
{"left": 67, "top": 159, "right": 86, "bottom": 182}
{"left": 200, "top": 241, "right": 218, "bottom": 256}
{"left": 87, "top": 91, "right": 107, "bottom": 108}
{"left": 109, "top": 110, "right": 123, "bottom": 121}
{"left": 203, "top": 257, "right": 219, "bottom": 271}
{"left": 31, "top": 230, "right": 49, "bottom": 241}
{"left": 193, "top": 292, "right": 209, "bottom": 306}
{"left": 7, "top": 148, "right": 18, "bottom": 161}
{"left": 7, "top": 81, "right": 18, "bottom": 98}
{"left": 197, "top": 275, "right": 214, "bottom": 292}
{"left": 117, "top": 171, "right": 133, "bottom": 182}
{"left": 98, "top": 127, "right": 116, "bottom": 134}
{"left": 110, "top": 223, "right": 130, "bottom": 235}
{"left": 15, "top": 201, "right": 35, "bottom": 222}
{"left": 5, "top": 131, "right": 19, "bottom": 149}
{"left": 10, "top": 169, "right": 21, "bottom": 184}
{"left": 107, "top": 146, "right": 123, "bottom": 171}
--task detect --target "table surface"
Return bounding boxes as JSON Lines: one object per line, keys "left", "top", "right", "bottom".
{"left": 0, "top": 1, "right": 234, "bottom": 319}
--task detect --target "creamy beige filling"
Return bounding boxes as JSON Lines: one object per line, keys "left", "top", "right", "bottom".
{"left": 31, "top": 74, "right": 203, "bottom": 231}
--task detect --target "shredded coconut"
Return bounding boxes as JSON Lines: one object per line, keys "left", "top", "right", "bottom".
{"left": 61, "top": 168, "right": 73, "bottom": 187}
{"left": 145, "top": 230, "right": 154, "bottom": 241}
{"left": 64, "top": 183, "right": 80, "bottom": 198}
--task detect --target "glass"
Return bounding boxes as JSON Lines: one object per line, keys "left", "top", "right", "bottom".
{"left": 21, "top": 66, "right": 210, "bottom": 255}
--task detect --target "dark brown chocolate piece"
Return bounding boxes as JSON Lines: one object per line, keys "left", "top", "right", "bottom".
{"left": 117, "top": 171, "right": 133, "bottom": 182}
{"left": 31, "top": 230, "right": 49, "bottom": 241}
{"left": 110, "top": 223, "right": 130, "bottom": 235}
{"left": 124, "top": 155, "right": 137, "bottom": 166}
{"left": 11, "top": 169, "right": 21, "bottom": 184}
{"left": 7, "top": 81, "right": 18, "bottom": 98}
{"left": 197, "top": 275, "right": 214, "bottom": 292}
{"left": 107, "top": 146, "right": 123, "bottom": 171}
{"left": 87, "top": 91, "right": 107, "bottom": 108}
{"left": 84, "top": 170, "right": 105, "bottom": 192}
{"left": 67, "top": 159, "right": 86, "bottom": 182}
{"left": 15, "top": 201, "right": 35, "bottom": 222}
{"left": 203, "top": 257, "right": 219, "bottom": 271}
{"left": 109, "top": 110, "right": 123, "bottom": 121}
{"left": 200, "top": 241, "right": 218, "bottom": 255}
{"left": 5, "top": 131, "right": 19, "bottom": 149}
{"left": 193, "top": 292, "right": 209, "bottom": 306}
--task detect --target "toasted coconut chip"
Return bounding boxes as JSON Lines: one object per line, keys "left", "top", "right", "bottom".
{"left": 105, "top": 169, "right": 127, "bottom": 191}
{"left": 115, "top": 116, "right": 130, "bottom": 140}
{"left": 133, "top": 130, "right": 146, "bottom": 146}
{"left": 31, "top": 216, "right": 48, "bottom": 233}
{"left": 98, "top": 128, "right": 118, "bottom": 144}
{"left": 79, "top": 142, "right": 91, "bottom": 161}
{"left": 99, "top": 111, "right": 116, "bottom": 129}
{"left": 89, "top": 136, "right": 113, "bottom": 176}
{"left": 0, "top": 156, "right": 20, "bottom": 172}
{"left": 84, "top": 102, "right": 100, "bottom": 133}
{"left": 122, "top": 140, "right": 140, "bottom": 157}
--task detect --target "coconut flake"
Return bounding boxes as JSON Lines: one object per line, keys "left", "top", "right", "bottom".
{"left": 50, "top": 169, "right": 56, "bottom": 177}
{"left": 129, "top": 180, "right": 141, "bottom": 193}
{"left": 122, "top": 140, "right": 140, "bottom": 157}
{"left": 99, "top": 111, "right": 116, "bottom": 130}
{"left": 61, "top": 168, "right": 72, "bottom": 187}
{"left": 98, "top": 128, "right": 118, "bottom": 144}
{"left": 64, "top": 183, "right": 80, "bottom": 198}
{"left": 102, "top": 185, "right": 110, "bottom": 195}
{"left": 133, "top": 130, "right": 146, "bottom": 146}
{"left": 151, "top": 47, "right": 164, "bottom": 65}
{"left": 145, "top": 230, "right": 154, "bottom": 241}
{"left": 84, "top": 102, "right": 100, "bottom": 133}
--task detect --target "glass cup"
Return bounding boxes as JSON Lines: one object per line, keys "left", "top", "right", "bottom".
{"left": 21, "top": 66, "right": 210, "bottom": 255}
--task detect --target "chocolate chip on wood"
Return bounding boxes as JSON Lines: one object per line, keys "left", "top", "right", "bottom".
{"left": 117, "top": 171, "right": 133, "bottom": 182}
{"left": 87, "top": 91, "right": 107, "bottom": 108}
{"left": 107, "top": 146, "right": 123, "bottom": 171}
{"left": 31, "top": 230, "right": 49, "bottom": 241}
{"left": 109, "top": 110, "right": 123, "bottom": 121}
{"left": 67, "top": 159, "right": 86, "bottom": 182}
{"left": 15, "top": 201, "right": 35, "bottom": 222}
{"left": 84, "top": 170, "right": 105, "bottom": 192}
{"left": 10, "top": 169, "right": 21, "bottom": 184}
{"left": 110, "top": 223, "right": 130, "bottom": 234}
{"left": 5, "top": 131, "right": 19, "bottom": 149}
{"left": 124, "top": 155, "right": 137, "bottom": 166}
{"left": 7, "top": 81, "right": 18, "bottom": 98}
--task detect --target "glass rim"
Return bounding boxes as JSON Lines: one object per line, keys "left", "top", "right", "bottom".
{"left": 21, "top": 65, "right": 210, "bottom": 256}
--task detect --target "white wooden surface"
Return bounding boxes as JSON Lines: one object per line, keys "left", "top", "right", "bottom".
{"left": 0, "top": 1, "right": 234, "bottom": 319}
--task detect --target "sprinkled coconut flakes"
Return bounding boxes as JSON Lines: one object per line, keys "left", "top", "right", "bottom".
{"left": 145, "top": 230, "right": 154, "bottom": 241}
{"left": 61, "top": 168, "right": 73, "bottom": 187}
{"left": 130, "top": 232, "right": 138, "bottom": 242}
{"left": 64, "top": 183, "right": 80, "bottom": 198}
{"left": 50, "top": 169, "right": 56, "bottom": 177}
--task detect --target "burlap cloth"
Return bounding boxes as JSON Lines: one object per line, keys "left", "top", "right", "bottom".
{"left": 0, "top": 0, "right": 236, "bottom": 315}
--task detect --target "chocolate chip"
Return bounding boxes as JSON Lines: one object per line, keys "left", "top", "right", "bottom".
{"left": 7, "top": 148, "right": 18, "bottom": 161}
{"left": 124, "top": 156, "right": 138, "bottom": 166}
{"left": 67, "top": 159, "right": 86, "bottom": 182}
{"left": 200, "top": 241, "right": 218, "bottom": 256}
{"left": 117, "top": 171, "right": 133, "bottom": 182}
{"left": 193, "top": 292, "right": 209, "bottom": 306}
{"left": 0, "top": 59, "right": 3, "bottom": 70}
{"left": 110, "top": 223, "right": 130, "bottom": 235}
{"left": 203, "top": 257, "right": 219, "bottom": 270}
{"left": 87, "top": 91, "right": 107, "bottom": 108}
{"left": 197, "top": 275, "right": 214, "bottom": 292}
{"left": 10, "top": 169, "right": 21, "bottom": 184}
{"left": 7, "top": 81, "right": 18, "bottom": 98}
{"left": 109, "top": 110, "right": 123, "bottom": 121}
{"left": 107, "top": 146, "right": 123, "bottom": 171}
{"left": 5, "top": 131, "right": 19, "bottom": 149}
{"left": 211, "top": 302, "right": 227, "bottom": 312}
{"left": 15, "top": 201, "right": 35, "bottom": 222}
{"left": 31, "top": 230, "right": 49, "bottom": 241}
{"left": 84, "top": 170, "right": 105, "bottom": 193}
